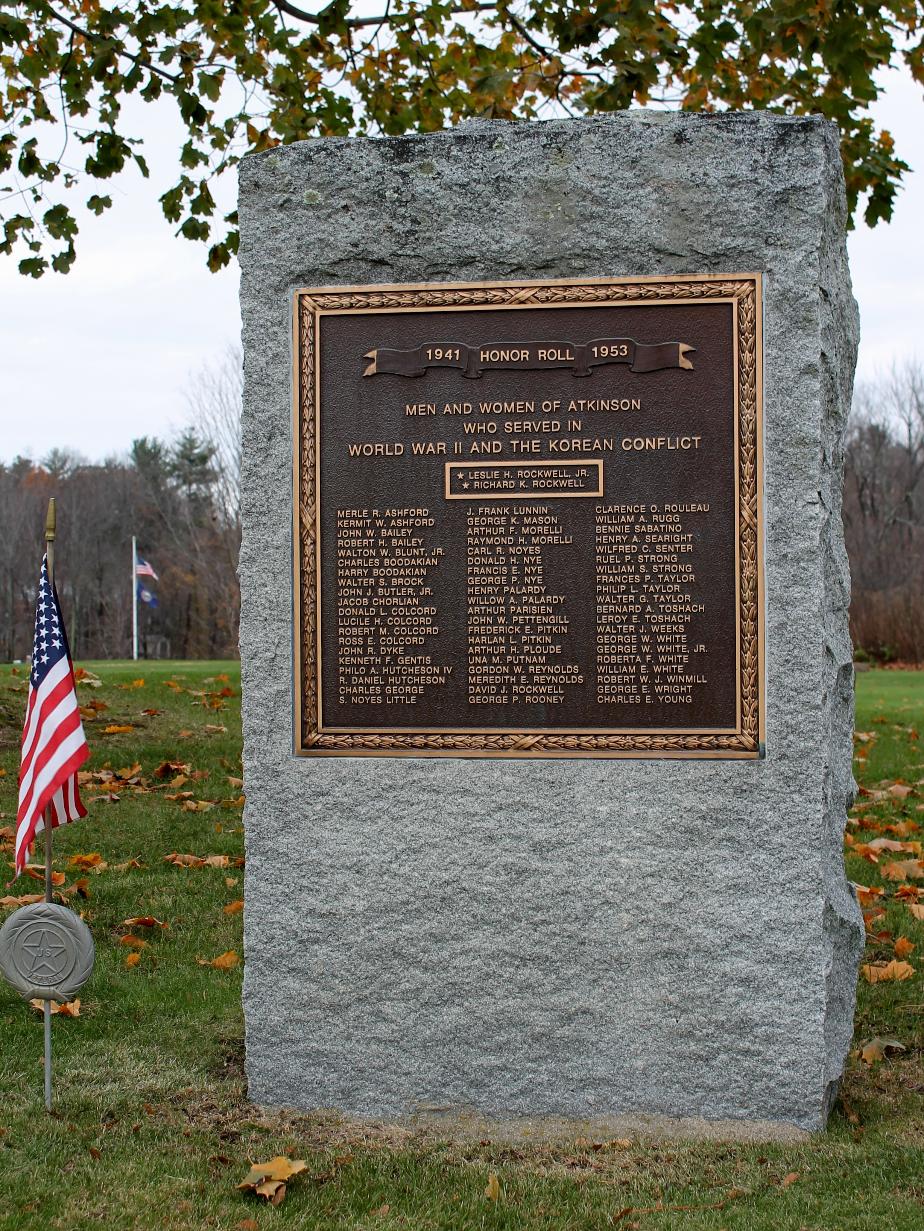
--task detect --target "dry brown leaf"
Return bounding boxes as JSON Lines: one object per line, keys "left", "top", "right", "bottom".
{"left": 238, "top": 1157, "right": 306, "bottom": 1205}
{"left": 182, "top": 800, "right": 216, "bottom": 813}
{"left": 909, "top": 903, "right": 924, "bottom": 921}
{"left": 860, "top": 1036, "right": 906, "bottom": 1065}
{"left": 154, "top": 760, "right": 190, "bottom": 779}
{"left": 68, "top": 852, "right": 108, "bottom": 873}
{"left": 861, "top": 959, "right": 916, "bottom": 983}
{"left": 122, "top": 916, "right": 167, "bottom": 929}
{"left": 894, "top": 937, "right": 916, "bottom": 959}
{"left": 22, "top": 867, "right": 66, "bottom": 886}
{"left": 227, "top": 776, "right": 244, "bottom": 788}
{"left": 125, "top": 952, "right": 141, "bottom": 968}
{"left": 1, "top": 893, "right": 43, "bottom": 907}
{"left": 888, "top": 784, "right": 914, "bottom": 800}
{"left": 102, "top": 724, "right": 135, "bottom": 734}
{"left": 371, "top": 1205, "right": 390, "bottom": 1218}
{"left": 141, "top": 707, "right": 162, "bottom": 716}
{"left": 120, "top": 935, "right": 148, "bottom": 949}
{"left": 779, "top": 1172, "right": 801, "bottom": 1188}
{"left": 223, "top": 900, "right": 244, "bottom": 915}
{"left": 226, "top": 876, "right": 238, "bottom": 887}
{"left": 851, "top": 886, "right": 890, "bottom": 906}
{"left": 29, "top": 998, "right": 80, "bottom": 1016}
{"left": 484, "top": 1173, "right": 501, "bottom": 1201}
{"left": 882, "top": 859, "right": 924, "bottom": 882}
{"left": 112, "top": 858, "right": 144, "bottom": 872}
{"left": 204, "top": 724, "right": 227, "bottom": 735}
{"left": 198, "top": 950, "right": 239, "bottom": 970}
{"left": 164, "top": 852, "right": 205, "bottom": 867}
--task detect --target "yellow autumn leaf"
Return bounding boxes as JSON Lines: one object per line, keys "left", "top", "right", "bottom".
{"left": 198, "top": 950, "right": 239, "bottom": 970}
{"left": 861, "top": 959, "right": 916, "bottom": 983}
{"left": 484, "top": 1173, "right": 501, "bottom": 1201}
{"left": 860, "top": 1036, "right": 906, "bottom": 1065}
{"left": 29, "top": 998, "right": 81, "bottom": 1016}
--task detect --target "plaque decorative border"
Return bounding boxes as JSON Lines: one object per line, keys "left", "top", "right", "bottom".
{"left": 293, "top": 274, "right": 764, "bottom": 758}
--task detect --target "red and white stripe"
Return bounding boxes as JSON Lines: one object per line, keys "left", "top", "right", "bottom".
{"left": 14, "top": 655, "right": 89, "bottom": 876}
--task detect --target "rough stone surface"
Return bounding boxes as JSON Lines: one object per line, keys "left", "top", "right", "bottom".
{"left": 238, "top": 111, "right": 863, "bottom": 1132}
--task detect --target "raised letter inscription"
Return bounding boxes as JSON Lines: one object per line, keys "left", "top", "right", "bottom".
{"left": 295, "top": 275, "right": 763, "bottom": 757}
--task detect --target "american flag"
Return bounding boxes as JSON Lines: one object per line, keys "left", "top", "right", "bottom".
{"left": 135, "top": 555, "right": 158, "bottom": 580}
{"left": 14, "top": 556, "right": 89, "bottom": 877}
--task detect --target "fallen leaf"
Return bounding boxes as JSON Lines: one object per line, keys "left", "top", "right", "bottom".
{"left": 860, "top": 1036, "right": 906, "bottom": 1065}
{"left": 122, "top": 916, "right": 167, "bottom": 929}
{"left": 227, "top": 776, "right": 244, "bottom": 789}
{"left": 120, "top": 935, "right": 148, "bottom": 949}
{"left": 888, "top": 784, "right": 914, "bottom": 800}
{"left": 154, "top": 760, "right": 191, "bottom": 778}
{"left": 182, "top": 800, "right": 216, "bottom": 813}
{"left": 112, "top": 858, "right": 144, "bottom": 871}
{"left": 125, "top": 952, "right": 141, "bottom": 968}
{"left": 882, "top": 859, "right": 924, "bottom": 882}
{"left": 371, "top": 1204, "right": 390, "bottom": 1217}
{"left": 223, "top": 900, "right": 244, "bottom": 915}
{"left": 204, "top": 724, "right": 227, "bottom": 735}
{"left": 141, "top": 707, "right": 162, "bottom": 716}
{"left": 164, "top": 852, "right": 205, "bottom": 867}
{"left": 198, "top": 950, "right": 239, "bottom": 970}
{"left": 237, "top": 1221, "right": 260, "bottom": 1231}
{"left": 226, "top": 877, "right": 238, "bottom": 887}
{"left": 909, "top": 903, "right": 924, "bottom": 921}
{"left": 68, "top": 852, "right": 108, "bottom": 872}
{"left": 1, "top": 893, "right": 44, "bottom": 907}
{"left": 484, "top": 1173, "right": 501, "bottom": 1202}
{"left": 22, "top": 867, "right": 66, "bottom": 886}
{"left": 779, "top": 1172, "right": 800, "bottom": 1188}
{"left": 29, "top": 998, "right": 80, "bottom": 1016}
{"left": 114, "top": 763, "right": 143, "bottom": 781}
{"left": 861, "top": 959, "right": 916, "bottom": 983}
{"left": 102, "top": 724, "right": 135, "bottom": 735}
{"left": 894, "top": 937, "right": 916, "bottom": 959}
{"left": 238, "top": 1157, "right": 306, "bottom": 1206}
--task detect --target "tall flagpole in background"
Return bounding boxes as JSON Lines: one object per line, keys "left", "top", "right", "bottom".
{"left": 131, "top": 534, "right": 138, "bottom": 661}
{"left": 43, "top": 499, "right": 56, "bottom": 1111}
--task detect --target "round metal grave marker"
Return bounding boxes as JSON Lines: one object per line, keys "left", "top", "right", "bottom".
{"left": 0, "top": 902, "right": 95, "bottom": 1002}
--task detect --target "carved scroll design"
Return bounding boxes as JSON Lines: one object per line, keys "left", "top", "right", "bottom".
{"left": 296, "top": 277, "right": 762, "bottom": 756}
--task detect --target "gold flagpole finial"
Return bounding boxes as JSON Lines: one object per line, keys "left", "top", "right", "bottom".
{"left": 45, "top": 498, "right": 56, "bottom": 543}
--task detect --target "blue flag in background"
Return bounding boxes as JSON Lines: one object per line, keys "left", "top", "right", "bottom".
{"left": 137, "top": 581, "right": 159, "bottom": 608}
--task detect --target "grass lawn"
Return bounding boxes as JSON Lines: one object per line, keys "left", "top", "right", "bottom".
{"left": 0, "top": 662, "right": 922, "bottom": 1230}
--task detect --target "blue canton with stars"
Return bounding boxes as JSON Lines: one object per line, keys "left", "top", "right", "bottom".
{"left": 30, "top": 556, "right": 68, "bottom": 689}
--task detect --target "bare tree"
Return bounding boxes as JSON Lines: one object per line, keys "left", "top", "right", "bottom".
{"left": 845, "top": 358, "right": 924, "bottom": 660}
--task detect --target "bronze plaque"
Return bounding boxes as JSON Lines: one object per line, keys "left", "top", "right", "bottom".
{"left": 293, "top": 275, "right": 763, "bottom": 757}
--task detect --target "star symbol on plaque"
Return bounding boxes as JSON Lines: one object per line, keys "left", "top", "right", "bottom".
{"left": 21, "top": 928, "right": 69, "bottom": 980}
{"left": 461, "top": 482, "right": 470, "bottom": 490}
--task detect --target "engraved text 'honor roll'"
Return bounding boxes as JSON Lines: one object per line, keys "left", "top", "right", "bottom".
{"left": 294, "top": 275, "right": 763, "bottom": 759}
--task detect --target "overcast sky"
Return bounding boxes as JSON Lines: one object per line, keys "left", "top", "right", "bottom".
{"left": 1, "top": 62, "right": 921, "bottom": 464}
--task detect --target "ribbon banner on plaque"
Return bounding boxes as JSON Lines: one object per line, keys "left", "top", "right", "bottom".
{"left": 363, "top": 337, "right": 695, "bottom": 380}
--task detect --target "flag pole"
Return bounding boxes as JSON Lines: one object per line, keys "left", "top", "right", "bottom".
{"left": 131, "top": 535, "right": 138, "bottom": 661}
{"left": 43, "top": 498, "right": 56, "bottom": 1112}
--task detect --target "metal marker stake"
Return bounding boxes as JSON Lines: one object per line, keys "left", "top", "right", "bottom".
{"left": 43, "top": 498, "right": 56, "bottom": 1112}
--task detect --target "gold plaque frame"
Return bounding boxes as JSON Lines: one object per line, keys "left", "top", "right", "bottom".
{"left": 293, "top": 274, "right": 764, "bottom": 758}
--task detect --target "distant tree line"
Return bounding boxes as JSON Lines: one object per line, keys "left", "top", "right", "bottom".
{"left": 0, "top": 350, "right": 241, "bottom": 661}
{"left": 844, "top": 360, "right": 924, "bottom": 664}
